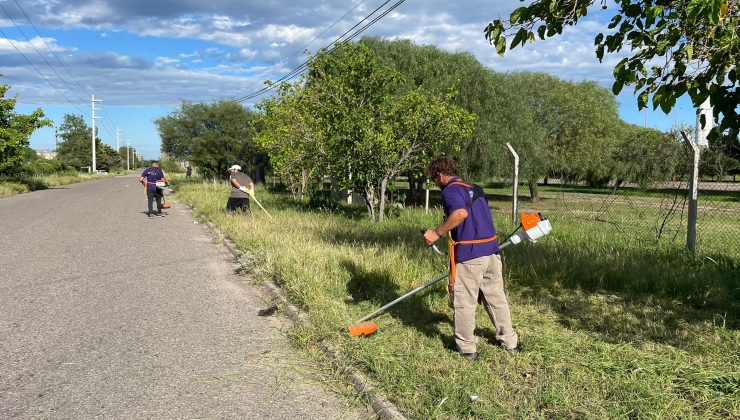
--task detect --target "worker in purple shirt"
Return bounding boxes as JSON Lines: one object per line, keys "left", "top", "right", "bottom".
{"left": 423, "top": 156, "right": 520, "bottom": 360}
{"left": 139, "top": 161, "right": 169, "bottom": 219}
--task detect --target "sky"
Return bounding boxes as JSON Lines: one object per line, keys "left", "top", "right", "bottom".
{"left": 1, "top": 0, "right": 699, "bottom": 159}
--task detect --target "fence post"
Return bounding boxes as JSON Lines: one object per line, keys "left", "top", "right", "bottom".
{"left": 506, "top": 143, "right": 519, "bottom": 225}
{"left": 681, "top": 131, "right": 700, "bottom": 253}
{"left": 424, "top": 178, "right": 430, "bottom": 214}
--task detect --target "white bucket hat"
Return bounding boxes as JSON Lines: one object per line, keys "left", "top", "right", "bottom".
{"left": 229, "top": 165, "right": 242, "bottom": 171}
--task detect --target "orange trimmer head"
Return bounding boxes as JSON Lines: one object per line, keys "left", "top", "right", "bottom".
{"left": 347, "top": 321, "right": 378, "bottom": 337}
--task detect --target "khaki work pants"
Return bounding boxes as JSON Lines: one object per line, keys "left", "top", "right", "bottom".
{"left": 451, "top": 253, "right": 518, "bottom": 353}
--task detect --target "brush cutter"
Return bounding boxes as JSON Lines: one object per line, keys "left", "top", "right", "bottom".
{"left": 249, "top": 191, "right": 273, "bottom": 218}
{"left": 347, "top": 212, "right": 552, "bottom": 337}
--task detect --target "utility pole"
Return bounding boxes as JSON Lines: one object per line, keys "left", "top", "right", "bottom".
{"left": 126, "top": 139, "right": 131, "bottom": 171}
{"left": 54, "top": 128, "right": 58, "bottom": 151}
{"left": 91, "top": 94, "right": 102, "bottom": 172}
{"left": 116, "top": 128, "right": 121, "bottom": 152}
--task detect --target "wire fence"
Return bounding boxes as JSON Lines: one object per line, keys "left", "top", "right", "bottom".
{"left": 497, "top": 143, "right": 740, "bottom": 260}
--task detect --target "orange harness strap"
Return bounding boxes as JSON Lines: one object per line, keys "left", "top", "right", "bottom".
{"left": 448, "top": 235, "right": 497, "bottom": 288}
{"left": 444, "top": 180, "right": 497, "bottom": 288}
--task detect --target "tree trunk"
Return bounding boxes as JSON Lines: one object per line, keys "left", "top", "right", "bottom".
{"left": 300, "top": 170, "right": 308, "bottom": 201}
{"left": 528, "top": 179, "right": 540, "bottom": 202}
{"left": 611, "top": 179, "right": 623, "bottom": 194}
{"left": 363, "top": 185, "right": 376, "bottom": 222}
{"left": 543, "top": 176, "right": 548, "bottom": 186}
{"left": 378, "top": 178, "right": 388, "bottom": 223}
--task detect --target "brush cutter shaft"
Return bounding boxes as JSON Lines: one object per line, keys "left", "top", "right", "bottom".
{"left": 251, "top": 195, "right": 273, "bottom": 218}
{"left": 355, "top": 241, "right": 515, "bottom": 324}
{"left": 356, "top": 272, "right": 448, "bottom": 323}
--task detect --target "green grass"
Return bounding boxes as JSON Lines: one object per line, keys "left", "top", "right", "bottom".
{"left": 174, "top": 180, "right": 739, "bottom": 419}
{"left": 0, "top": 172, "right": 114, "bottom": 198}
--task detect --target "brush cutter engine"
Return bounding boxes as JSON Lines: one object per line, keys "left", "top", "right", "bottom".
{"left": 508, "top": 213, "right": 552, "bottom": 245}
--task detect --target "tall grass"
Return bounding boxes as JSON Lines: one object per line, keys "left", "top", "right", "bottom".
{"left": 0, "top": 172, "right": 113, "bottom": 198}
{"left": 175, "top": 180, "right": 739, "bottom": 419}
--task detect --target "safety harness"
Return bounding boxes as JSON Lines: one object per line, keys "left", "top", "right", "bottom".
{"left": 445, "top": 181, "right": 497, "bottom": 288}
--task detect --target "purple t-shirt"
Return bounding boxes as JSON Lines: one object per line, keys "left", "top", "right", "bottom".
{"left": 141, "top": 167, "right": 165, "bottom": 191}
{"left": 441, "top": 177, "right": 500, "bottom": 263}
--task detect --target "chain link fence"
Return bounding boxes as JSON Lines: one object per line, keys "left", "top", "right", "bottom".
{"left": 494, "top": 142, "right": 739, "bottom": 260}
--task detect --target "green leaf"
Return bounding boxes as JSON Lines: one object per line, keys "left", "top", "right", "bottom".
{"left": 608, "top": 15, "right": 622, "bottom": 29}
{"left": 686, "top": 0, "right": 705, "bottom": 22}
{"left": 637, "top": 91, "right": 649, "bottom": 109}
{"left": 594, "top": 33, "right": 604, "bottom": 45}
{"left": 510, "top": 7, "right": 525, "bottom": 24}
{"left": 495, "top": 36, "right": 507, "bottom": 57}
{"left": 685, "top": 44, "right": 693, "bottom": 61}
{"left": 537, "top": 25, "right": 547, "bottom": 40}
{"left": 612, "top": 80, "right": 625, "bottom": 95}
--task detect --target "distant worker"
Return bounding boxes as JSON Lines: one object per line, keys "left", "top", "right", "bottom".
{"left": 227, "top": 165, "right": 254, "bottom": 213}
{"left": 186, "top": 165, "right": 193, "bottom": 179}
{"left": 423, "top": 157, "right": 520, "bottom": 360}
{"left": 139, "top": 161, "right": 169, "bottom": 219}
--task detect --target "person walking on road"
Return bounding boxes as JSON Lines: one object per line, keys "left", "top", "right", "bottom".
{"left": 422, "top": 157, "right": 520, "bottom": 360}
{"left": 139, "top": 161, "right": 169, "bottom": 219}
{"left": 227, "top": 165, "right": 254, "bottom": 213}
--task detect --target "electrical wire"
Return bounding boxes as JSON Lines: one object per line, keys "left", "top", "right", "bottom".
{"left": 235, "top": 0, "right": 405, "bottom": 103}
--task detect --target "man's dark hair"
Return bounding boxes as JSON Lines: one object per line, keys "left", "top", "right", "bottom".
{"left": 151, "top": 160, "right": 159, "bottom": 165}
{"left": 428, "top": 156, "right": 459, "bottom": 178}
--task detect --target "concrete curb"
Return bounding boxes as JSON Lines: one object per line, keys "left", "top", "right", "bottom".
{"left": 205, "top": 223, "right": 407, "bottom": 420}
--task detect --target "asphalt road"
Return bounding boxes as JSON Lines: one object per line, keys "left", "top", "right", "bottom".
{"left": 0, "top": 176, "right": 365, "bottom": 419}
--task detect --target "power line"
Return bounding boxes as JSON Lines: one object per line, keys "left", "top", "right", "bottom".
{"left": 236, "top": 0, "right": 372, "bottom": 96}
{"left": 0, "top": 3, "right": 88, "bottom": 105}
{"left": 235, "top": 0, "right": 397, "bottom": 102}
{"left": 0, "top": 27, "right": 90, "bottom": 116}
{"left": 11, "top": 0, "right": 90, "bottom": 96}
{"left": 9, "top": 0, "right": 120, "bottom": 142}
{"left": 235, "top": 0, "right": 405, "bottom": 103}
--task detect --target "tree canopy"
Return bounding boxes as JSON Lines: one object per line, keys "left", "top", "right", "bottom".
{"left": 485, "top": 0, "right": 739, "bottom": 136}
{"left": 155, "top": 100, "right": 264, "bottom": 180}
{"left": 0, "top": 82, "right": 51, "bottom": 175}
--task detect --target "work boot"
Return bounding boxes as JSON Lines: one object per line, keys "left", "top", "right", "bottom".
{"left": 505, "top": 344, "right": 522, "bottom": 354}
{"left": 459, "top": 352, "right": 479, "bottom": 361}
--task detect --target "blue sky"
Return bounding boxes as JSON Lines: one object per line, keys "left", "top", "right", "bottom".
{"left": 1, "top": 0, "right": 700, "bottom": 159}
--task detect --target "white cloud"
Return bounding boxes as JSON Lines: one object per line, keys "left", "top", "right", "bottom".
{"left": 2, "top": 0, "right": 629, "bottom": 107}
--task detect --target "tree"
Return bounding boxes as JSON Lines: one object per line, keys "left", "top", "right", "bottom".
{"left": 376, "top": 89, "right": 476, "bottom": 220}
{"left": 155, "top": 100, "right": 262, "bottom": 180}
{"left": 0, "top": 82, "right": 51, "bottom": 175}
{"left": 55, "top": 114, "right": 121, "bottom": 171}
{"left": 57, "top": 114, "right": 98, "bottom": 170}
{"left": 362, "top": 38, "right": 534, "bottom": 197}
{"left": 302, "top": 42, "right": 476, "bottom": 221}
{"left": 485, "top": 0, "right": 739, "bottom": 136}
{"left": 305, "top": 42, "right": 403, "bottom": 220}
{"left": 255, "top": 82, "right": 326, "bottom": 200}
{"left": 609, "top": 124, "right": 684, "bottom": 191}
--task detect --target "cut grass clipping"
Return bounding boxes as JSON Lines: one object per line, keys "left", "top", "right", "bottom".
{"left": 175, "top": 180, "right": 739, "bottom": 419}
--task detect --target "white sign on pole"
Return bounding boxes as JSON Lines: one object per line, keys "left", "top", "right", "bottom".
{"left": 695, "top": 98, "right": 712, "bottom": 148}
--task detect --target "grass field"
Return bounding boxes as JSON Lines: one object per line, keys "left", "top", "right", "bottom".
{"left": 0, "top": 173, "right": 115, "bottom": 198}
{"left": 174, "top": 179, "right": 739, "bottom": 419}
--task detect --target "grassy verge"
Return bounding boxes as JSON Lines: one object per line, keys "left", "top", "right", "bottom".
{"left": 0, "top": 173, "right": 115, "bottom": 198}
{"left": 175, "top": 180, "right": 739, "bottom": 419}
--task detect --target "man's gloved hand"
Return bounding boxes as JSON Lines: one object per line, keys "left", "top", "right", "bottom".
{"left": 238, "top": 186, "right": 248, "bottom": 193}
{"left": 247, "top": 188, "right": 255, "bottom": 196}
